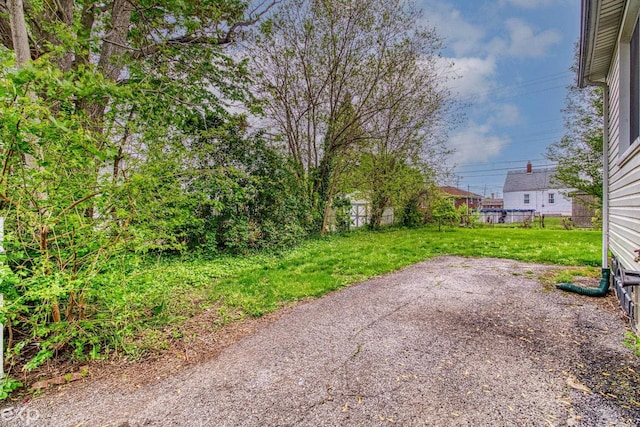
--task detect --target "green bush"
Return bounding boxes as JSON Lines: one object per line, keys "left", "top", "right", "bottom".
{"left": 431, "top": 196, "right": 459, "bottom": 231}
{"left": 332, "top": 195, "right": 352, "bottom": 232}
{"left": 623, "top": 331, "right": 640, "bottom": 356}
{"left": 399, "top": 194, "right": 424, "bottom": 227}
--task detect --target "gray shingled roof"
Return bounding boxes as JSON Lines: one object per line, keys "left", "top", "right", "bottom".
{"left": 503, "top": 168, "right": 562, "bottom": 192}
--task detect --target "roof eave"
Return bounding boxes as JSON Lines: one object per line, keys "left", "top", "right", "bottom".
{"left": 579, "top": 0, "right": 608, "bottom": 88}
{"left": 579, "top": 0, "right": 630, "bottom": 88}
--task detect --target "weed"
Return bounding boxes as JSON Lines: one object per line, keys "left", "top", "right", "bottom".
{"left": 552, "top": 267, "right": 600, "bottom": 284}
{"left": 0, "top": 377, "right": 23, "bottom": 400}
{"left": 623, "top": 331, "right": 640, "bottom": 356}
{"left": 122, "top": 329, "right": 169, "bottom": 359}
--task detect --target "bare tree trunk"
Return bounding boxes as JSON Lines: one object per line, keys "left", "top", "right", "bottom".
{"left": 320, "top": 170, "right": 338, "bottom": 235}
{"left": 7, "top": 0, "right": 39, "bottom": 170}
{"left": 369, "top": 194, "right": 389, "bottom": 229}
{"left": 7, "top": 0, "right": 30, "bottom": 65}
{"left": 98, "top": 0, "right": 133, "bottom": 81}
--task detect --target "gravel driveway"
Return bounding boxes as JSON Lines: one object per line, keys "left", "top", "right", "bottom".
{"left": 8, "top": 256, "right": 640, "bottom": 426}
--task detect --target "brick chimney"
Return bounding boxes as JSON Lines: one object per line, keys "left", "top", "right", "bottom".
{"left": 526, "top": 161, "right": 532, "bottom": 174}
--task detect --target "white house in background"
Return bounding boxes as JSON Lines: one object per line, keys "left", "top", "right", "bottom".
{"left": 579, "top": 0, "right": 640, "bottom": 331}
{"left": 502, "top": 162, "right": 573, "bottom": 216}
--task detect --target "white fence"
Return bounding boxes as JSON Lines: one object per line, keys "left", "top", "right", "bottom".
{"left": 479, "top": 209, "right": 535, "bottom": 224}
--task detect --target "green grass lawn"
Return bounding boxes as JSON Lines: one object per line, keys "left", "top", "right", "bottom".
{"left": 102, "top": 225, "right": 602, "bottom": 356}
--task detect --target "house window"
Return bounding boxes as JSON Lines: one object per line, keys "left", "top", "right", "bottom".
{"left": 548, "top": 193, "right": 555, "bottom": 204}
{"left": 631, "top": 17, "right": 640, "bottom": 146}
{"left": 524, "top": 194, "right": 530, "bottom": 204}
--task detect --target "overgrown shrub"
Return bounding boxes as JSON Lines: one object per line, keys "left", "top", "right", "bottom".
{"left": 400, "top": 194, "right": 424, "bottom": 227}
{"left": 0, "top": 54, "right": 132, "bottom": 372}
{"left": 457, "top": 204, "right": 479, "bottom": 228}
{"left": 332, "top": 195, "right": 352, "bottom": 232}
{"left": 430, "top": 195, "right": 459, "bottom": 231}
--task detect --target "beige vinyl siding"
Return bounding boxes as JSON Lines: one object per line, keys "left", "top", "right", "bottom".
{"left": 608, "top": 42, "right": 639, "bottom": 328}
{"left": 608, "top": 47, "right": 640, "bottom": 271}
{"left": 610, "top": 43, "right": 640, "bottom": 264}
{"left": 582, "top": 0, "right": 639, "bottom": 330}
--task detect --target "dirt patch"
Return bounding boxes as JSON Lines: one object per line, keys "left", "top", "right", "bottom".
{"left": 11, "top": 303, "right": 293, "bottom": 398}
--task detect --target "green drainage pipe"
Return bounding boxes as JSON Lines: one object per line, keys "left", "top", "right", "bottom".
{"left": 556, "top": 268, "right": 610, "bottom": 297}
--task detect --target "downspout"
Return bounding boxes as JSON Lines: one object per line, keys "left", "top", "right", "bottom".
{"left": 557, "top": 83, "right": 610, "bottom": 296}
{"left": 602, "top": 83, "right": 610, "bottom": 274}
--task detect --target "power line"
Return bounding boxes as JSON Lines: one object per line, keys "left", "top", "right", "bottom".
{"left": 453, "top": 157, "right": 547, "bottom": 167}
{"left": 458, "top": 83, "right": 569, "bottom": 104}
{"left": 464, "top": 78, "right": 566, "bottom": 99}
{"left": 450, "top": 70, "right": 574, "bottom": 104}
{"left": 456, "top": 163, "right": 557, "bottom": 174}
{"left": 458, "top": 172, "right": 522, "bottom": 178}
{"left": 448, "top": 70, "right": 572, "bottom": 96}
{"left": 509, "top": 133, "right": 565, "bottom": 145}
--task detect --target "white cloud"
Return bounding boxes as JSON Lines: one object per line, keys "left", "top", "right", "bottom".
{"left": 500, "top": 19, "right": 562, "bottom": 58}
{"left": 421, "top": 3, "right": 486, "bottom": 57}
{"left": 487, "top": 103, "right": 521, "bottom": 126}
{"left": 421, "top": 1, "right": 560, "bottom": 169}
{"left": 424, "top": 3, "right": 562, "bottom": 60}
{"left": 448, "top": 122, "right": 510, "bottom": 165}
{"left": 441, "top": 56, "right": 497, "bottom": 102}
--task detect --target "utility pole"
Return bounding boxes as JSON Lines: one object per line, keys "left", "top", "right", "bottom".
{"left": 467, "top": 184, "right": 470, "bottom": 210}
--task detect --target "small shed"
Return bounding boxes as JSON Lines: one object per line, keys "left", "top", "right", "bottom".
{"left": 327, "top": 197, "right": 394, "bottom": 230}
{"left": 349, "top": 199, "right": 393, "bottom": 228}
{"left": 571, "top": 193, "right": 597, "bottom": 228}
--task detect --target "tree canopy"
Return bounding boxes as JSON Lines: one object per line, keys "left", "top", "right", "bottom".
{"left": 546, "top": 47, "right": 603, "bottom": 204}
{"left": 251, "top": 0, "right": 453, "bottom": 232}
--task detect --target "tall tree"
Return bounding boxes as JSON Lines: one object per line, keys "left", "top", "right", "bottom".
{"left": 546, "top": 48, "right": 603, "bottom": 204}
{"left": 0, "top": 0, "right": 279, "bottom": 279}
{"left": 0, "top": 0, "right": 278, "bottom": 167}
{"left": 0, "top": 0, "right": 276, "bottom": 367}
{"left": 251, "top": 0, "right": 450, "bottom": 232}
{"left": 355, "top": 42, "right": 452, "bottom": 228}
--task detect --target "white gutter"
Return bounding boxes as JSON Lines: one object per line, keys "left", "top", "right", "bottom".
{"left": 578, "top": 0, "right": 593, "bottom": 88}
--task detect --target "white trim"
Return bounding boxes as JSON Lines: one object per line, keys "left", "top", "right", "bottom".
{"left": 617, "top": 4, "right": 640, "bottom": 157}
{"left": 618, "top": 135, "right": 640, "bottom": 166}
{"left": 619, "top": 39, "right": 632, "bottom": 154}
{"left": 621, "top": 0, "right": 640, "bottom": 42}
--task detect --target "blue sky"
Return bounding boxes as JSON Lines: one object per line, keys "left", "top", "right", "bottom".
{"left": 418, "top": 0, "right": 580, "bottom": 198}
